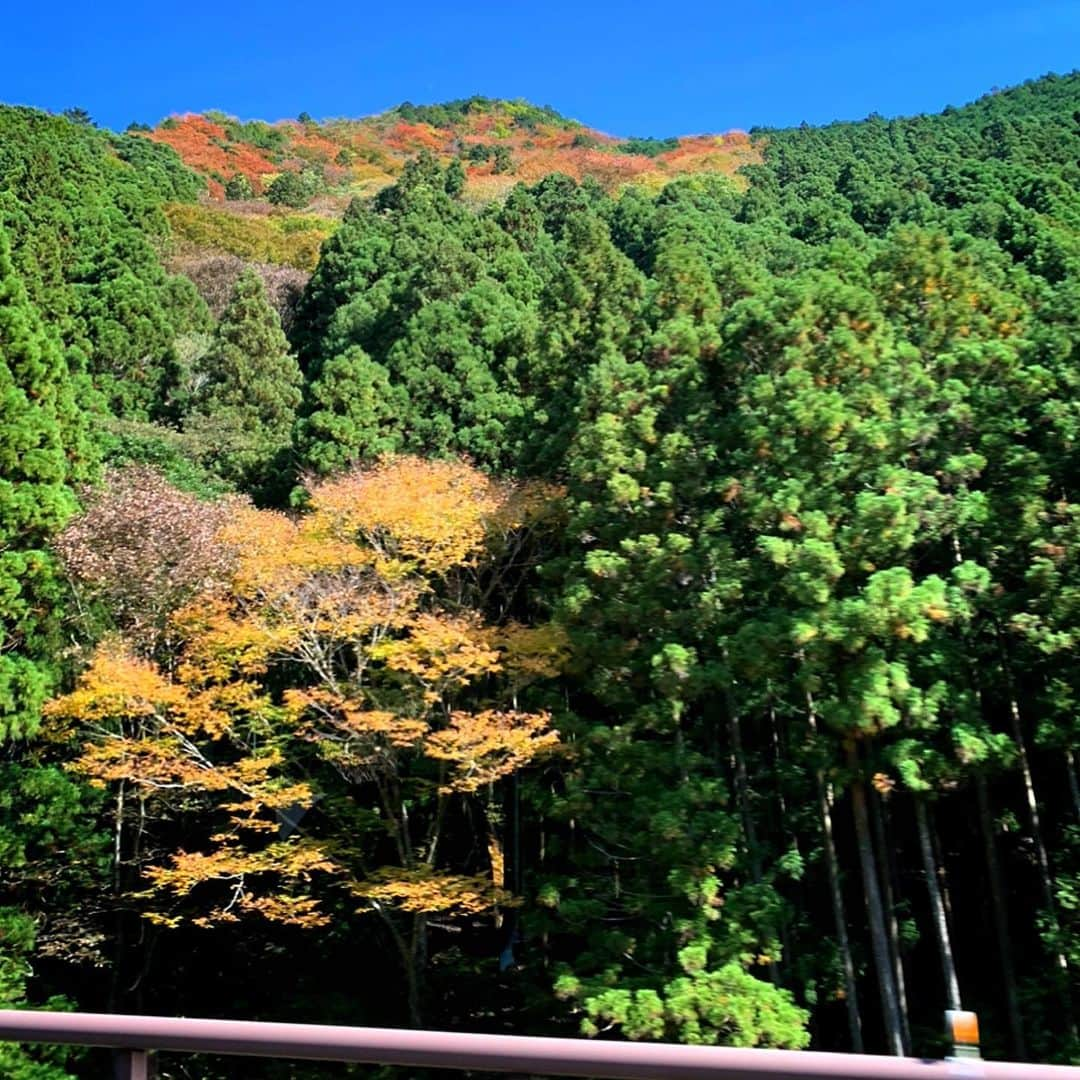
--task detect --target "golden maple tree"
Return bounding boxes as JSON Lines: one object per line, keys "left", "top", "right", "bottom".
{"left": 47, "top": 456, "right": 564, "bottom": 1023}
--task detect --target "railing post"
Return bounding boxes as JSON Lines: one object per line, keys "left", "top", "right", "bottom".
{"left": 113, "top": 1048, "right": 154, "bottom": 1079}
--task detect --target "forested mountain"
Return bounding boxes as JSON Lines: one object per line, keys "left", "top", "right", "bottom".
{"left": 0, "top": 71, "right": 1079, "bottom": 1076}
{"left": 142, "top": 97, "right": 758, "bottom": 203}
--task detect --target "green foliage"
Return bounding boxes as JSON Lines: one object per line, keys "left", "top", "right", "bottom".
{"left": 185, "top": 268, "right": 301, "bottom": 497}
{"left": 491, "top": 144, "right": 515, "bottom": 174}
{"left": 224, "top": 173, "right": 255, "bottom": 200}
{"left": 393, "top": 96, "right": 579, "bottom": 131}
{"left": 617, "top": 136, "right": 680, "bottom": 157}
{"left": 266, "top": 169, "right": 317, "bottom": 208}
{"left": 0, "top": 910, "right": 78, "bottom": 1079}
{"left": 0, "top": 72, "right": 1079, "bottom": 1068}
{"left": 558, "top": 960, "right": 809, "bottom": 1047}
{"left": 294, "top": 346, "right": 403, "bottom": 476}
{"left": 293, "top": 156, "right": 542, "bottom": 472}
{"left": 0, "top": 227, "right": 86, "bottom": 735}
{"left": 0, "top": 104, "right": 211, "bottom": 420}
{"left": 223, "top": 118, "right": 289, "bottom": 153}
{"left": 444, "top": 157, "right": 466, "bottom": 197}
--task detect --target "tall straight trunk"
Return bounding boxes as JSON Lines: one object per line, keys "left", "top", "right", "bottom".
{"left": 999, "top": 658, "right": 1073, "bottom": 1024}
{"left": 1003, "top": 673, "right": 1058, "bottom": 917}
{"left": 406, "top": 913, "right": 428, "bottom": 1027}
{"left": 848, "top": 745, "right": 905, "bottom": 1056}
{"left": 976, "top": 774, "right": 1026, "bottom": 1059}
{"left": 728, "top": 704, "right": 762, "bottom": 881}
{"left": 914, "top": 796, "right": 961, "bottom": 1011}
{"left": 108, "top": 781, "right": 127, "bottom": 1014}
{"left": 821, "top": 777, "right": 864, "bottom": 1050}
{"left": 727, "top": 703, "right": 780, "bottom": 985}
{"left": 929, "top": 806, "right": 955, "bottom": 925}
{"left": 807, "top": 696, "right": 863, "bottom": 1051}
{"left": 870, "top": 790, "right": 911, "bottom": 1054}
{"left": 770, "top": 699, "right": 797, "bottom": 984}
{"left": 1068, "top": 749, "right": 1080, "bottom": 822}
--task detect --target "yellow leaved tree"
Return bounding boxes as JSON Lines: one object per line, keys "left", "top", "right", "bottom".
{"left": 46, "top": 457, "right": 565, "bottom": 1023}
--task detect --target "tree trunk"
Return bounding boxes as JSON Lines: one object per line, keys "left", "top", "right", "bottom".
{"left": 807, "top": 697, "right": 863, "bottom": 1051}
{"left": 770, "top": 699, "right": 797, "bottom": 985}
{"left": 821, "top": 776, "right": 864, "bottom": 1050}
{"left": 1068, "top": 749, "right": 1080, "bottom": 822}
{"left": 107, "top": 781, "right": 127, "bottom": 1014}
{"left": 848, "top": 745, "right": 904, "bottom": 1056}
{"left": 728, "top": 704, "right": 762, "bottom": 881}
{"left": 930, "top": 805, "right": 955, "bottom": 926}
{"left": 1004, "top": 677, "right": 1059, "bottom": 918}
{"left": 727, "top": 695, "right": 780, "bottom": 986}
{"left": 976, "top": 774, "right": 1026, "bottom": 1058}
{"left": 870, "top": 789, "right": 911, "bottom": 1054}
{"left": 915, "top": 796, "right": 961, "bottom": 1011}
{"left": 406, "top": 913, "right": 427, "bottom": 1027}
{"left": 1000, "top": 663, "right": 1073, "bottom": 1030}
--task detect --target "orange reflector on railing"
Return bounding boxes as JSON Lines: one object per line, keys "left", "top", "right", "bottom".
{"left": 946, "top": 1010, "right": 981, "bottom": 1059}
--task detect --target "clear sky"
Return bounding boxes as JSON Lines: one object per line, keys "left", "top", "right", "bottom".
{"left": 4, "top": 0, "right": 1078, "bottom": 135}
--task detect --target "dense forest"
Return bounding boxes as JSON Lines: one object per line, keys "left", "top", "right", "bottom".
{"left": 1, "top": 72, "right": 1079, "bottom": 1077}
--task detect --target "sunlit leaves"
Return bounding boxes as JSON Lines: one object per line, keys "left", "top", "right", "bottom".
{"left": 48, "top": 457, "right": 564, "bottom": 934}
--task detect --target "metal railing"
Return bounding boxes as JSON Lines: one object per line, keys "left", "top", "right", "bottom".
{"left": 0, "top": 1010, "right": 1077, "bottom": 1080}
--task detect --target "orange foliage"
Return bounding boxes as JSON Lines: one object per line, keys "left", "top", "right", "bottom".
{"left": 145, "top": 105, "right": 760, "bottom": 210}
{"left": 307, "top": 455, "right": 560, "bottom": 575}
{"left": 383, "top": 121, "right": 451, "bottom": 154}
{"left": 44, "top": 642, "right": 184, "bottom": 725}
{"left": 148, "top": 115, "right": 279, "bottom": 190}
{"left": 426, "top": 709, "right": 558, "bottom": 794}
{"left": 352, "top": 867, "right": 517, "bottom": 915}
{"left": 282, "top": 122, "right": 341, "bottom": 163}
{"left": 48, "top": 457, "right": 565, "bottom": 933}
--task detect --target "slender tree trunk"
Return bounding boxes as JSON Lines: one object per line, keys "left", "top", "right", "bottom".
{"left": 976, "top": 774, "right": 1026, "bottom": 1059}
{"left": 915, "top": 796, "right": 961, "bottom": 1011}
{"left": 930, "top": 806, "right": 956, "bottom": 926}
{"left": 848, "top": 744, "right": 905, "bottom": 1056}
{"left": 999, "top": 659, "right": 1073, "bottom": 1030}
{"left": 406, "top": 913, "right": 427, "bottom": 1027}
{"left": 869, "top": 785, "right": 911, "bottom": 1054}
{"left": 769, "top": 700, "right": 797, "bottom": 985}
{"left": 728, "top": 703, "right": 762, "bottom": 881}
{"left": 822, "top": 776, "right": 865, "bottom": 1051}
{"left": 807, "top": 697, "right": 863, "bottom": 1051}
{"left": 726, "top": 690, "right": 780, "bottom": 985}
{"left": 1068, "top": 749, "right": 1080, "bottom": 822}
{"left": 108, "top": 781, "right": 126, "bottom": 1014}
{"left": 1003, "top": 673, "right": 1058, "bottom": 917}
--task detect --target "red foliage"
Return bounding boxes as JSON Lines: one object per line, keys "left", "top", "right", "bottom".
{"left": 284, "top": 122, "right": 342, "bottom": 164}
{"left": 147, "top": 115, "right": 280, "bottom": 200}
{"left": 144, "top": 106, "right": 761, "bottom": 207}
{"left": 383, "top": 121, "right": 452, "bottom": 154}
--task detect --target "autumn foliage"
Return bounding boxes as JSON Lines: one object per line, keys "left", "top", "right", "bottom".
{"left": 47, "top": 458, "right": 564, "bottom": 1005}
{"left": 142, "top": 102, "right": 761, "bottom": 213}
{"left": 148, "top": 115, "right": 279, "bottom": 190}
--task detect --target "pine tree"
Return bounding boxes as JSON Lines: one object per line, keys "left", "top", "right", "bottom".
{"left": 295, "top": 346, "right": 403, "bottom": 476}
{"left": 550, "top": 236, "right": 808, "bottom": 1049}
{"left": 186, "top": 269, "right": 302, "bottom": 497}
{"left": 0, "top": 225, "right": 87, "bottom": 735}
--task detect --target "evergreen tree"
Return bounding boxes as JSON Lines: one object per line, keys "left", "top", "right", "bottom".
{"left": 186, "top": 269, "right": 302, "bottom": 497}
{"left": 0, "top": 226, "right": 87, "bottom": 734}
{"left": 225, "top": 173, "right": 254, "bottom": 201}
{"left": 295, "top": 346, "right": 403, "bottom": 476}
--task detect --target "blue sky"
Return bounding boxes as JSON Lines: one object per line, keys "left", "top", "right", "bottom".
{"left": 4, "top": 1, "right": 1078, "bottom": 134}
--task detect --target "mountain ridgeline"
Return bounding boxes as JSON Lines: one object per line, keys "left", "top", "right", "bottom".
{"left": 0, "top": 73, "right": 1079, "bottom": 1076}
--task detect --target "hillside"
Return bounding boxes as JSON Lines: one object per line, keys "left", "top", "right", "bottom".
{"left": 140, "top": 96, "right": 760, "bottom": 206}
{"left": 1, "top": 70, "right": 1080, "bottom": 1075}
